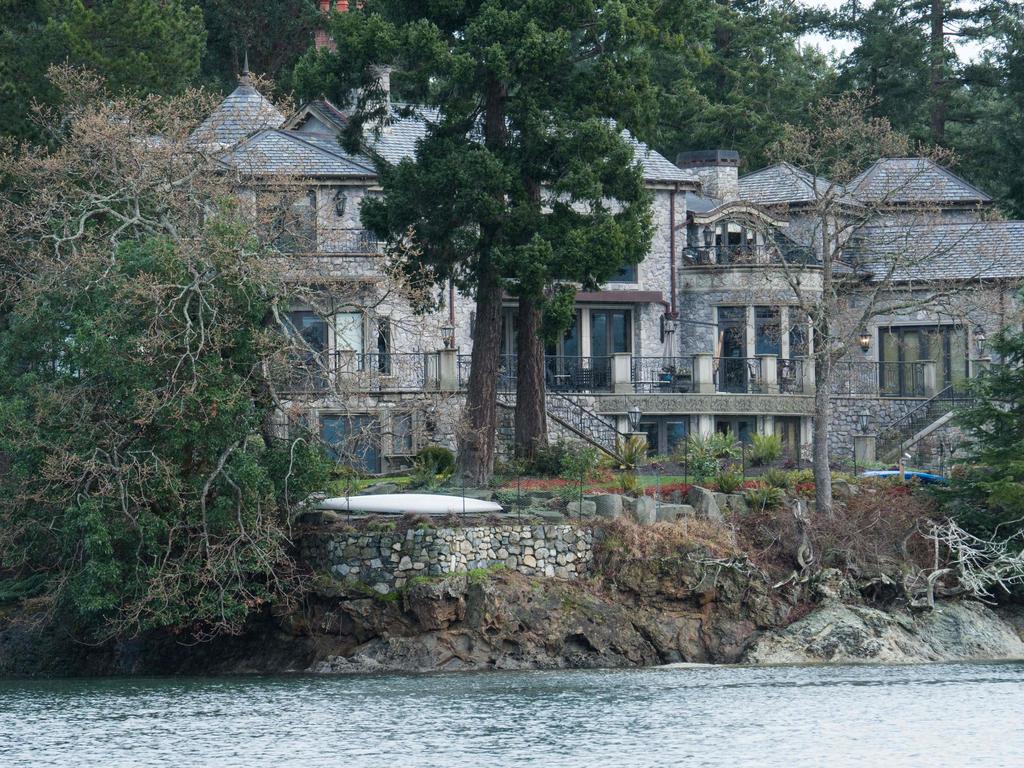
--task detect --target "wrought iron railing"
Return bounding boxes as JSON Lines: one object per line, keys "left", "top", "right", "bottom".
{"left": 713, "top": 357, "right": 762, "bottom": 393}
{"left": 281, "top": 351, "right": 436, "bottom": 393}
{"left": 320, "top": 228, "right": 381, "bottom": 255}
{"left": 632, "top": 356, "right": 695, "bottom": 393}
{"left": 777, "top": 357, "right": 805, "bottom": 394}
{"left": 545, "top": 392, "right": 624, "bottom": 460}
{"left": 683, "top": 244, "right": 817, "bottom": 267}
{"left": 457, "top": 354, "right": 612, "bottom": 393}
{"left": 830, "top": 360, "right": 928, "bottom": 398}
{"left": 877, "top": 385, "right": 975, "bottom": 460}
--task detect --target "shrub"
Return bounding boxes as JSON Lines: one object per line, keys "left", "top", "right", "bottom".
{"left": 750, "top": 433, "right": 782, "bottom": 466}
{"left": 744, "top": 485, "right": 785, "bottom": 511}
{"left": 619, "top": 471, "right": 641, "bottom": 495}
{"left": 613, "top": 434, "right": 649, "bottom": 471}
{"left": 761, "top": 467, "right": 792, "bottom": 489}
{"left": 416, "top": 445, "right": 456, "bottom": 474}
{"left": 714, "top": 466, "right": 745, "bottom": 494}
{"left": 643, "top": 481, "right": 693, "bottom": 498}
{"left": 708, "top": 431, "right": 741, "bottom": 459}
{"left": 675, "top": 435, "right": 720, "bottom": 481}
{"left": 411, "top": 445, "right": 456, "bottom": 488}
{"left": 531, "top": 439, "right": 600, "bottom": 478}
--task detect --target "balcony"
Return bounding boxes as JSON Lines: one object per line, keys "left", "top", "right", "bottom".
{"left": 281, "top": 351, "right": 440, "bottom": 394}
{"left": 683, "top": 244, "right": 817, "bottom": 267}
{"left": 456, "top": 353, "right": 810, "bottom": 396}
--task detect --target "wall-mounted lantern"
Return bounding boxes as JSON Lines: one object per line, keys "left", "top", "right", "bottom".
{"left": 333, "top": 189, "right": 348, "bottom": 217}
{"left": 441, "top": 323, "right": 455, "bottom": 349}
{"left": 858, "top": 411, "right": 871, "bottom": 433}
{"left": 974, "top": 326, "right": 987, "bottom": 357}
{"left": 627, "top": 405, "right": 642, "bottom": 432}
{"left": 858, "top": 329, "right": 872, "bottom": 354}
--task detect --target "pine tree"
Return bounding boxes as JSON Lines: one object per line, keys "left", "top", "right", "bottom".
{"left": 293, "top": 1, "right": 661, "bottom": 481}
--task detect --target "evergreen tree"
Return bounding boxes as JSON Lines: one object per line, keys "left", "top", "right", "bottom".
{"left": 293, "top": 1, "right": 660, "bottom": 480}
{"left": 191, "top": 0, "right": 320, "bottom": 91}
{"left": 658, "top": 0, "right": 834, "bottom": 171}
{"left": 0, "top": 0, "right": 206, "bottom": 141}
{"left": 944, "top": 316, "right": 1024, "bottom": 548}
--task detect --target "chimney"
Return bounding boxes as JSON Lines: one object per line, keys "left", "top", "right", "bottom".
{"left": 676, "top": 150, "right": 740, "bottom": 201}
{"left": 315, "top": 0, "right": 349, "bottom": 51}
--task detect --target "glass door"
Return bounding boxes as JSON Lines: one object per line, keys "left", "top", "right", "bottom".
{"left": 717, "top": 306, "right": 747, "bottom": 392}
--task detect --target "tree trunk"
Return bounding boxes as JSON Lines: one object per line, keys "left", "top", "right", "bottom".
{"left": 456, "top": 72, "right": 508, "bottom": 485}
{"left": 457, "top": 267, "right": 503, "bottom": 485}
{"left": 514, "top": 292, "right": 547, "bottom": 459}
{"left": 929, "top": 0, "right": 947, "bottom": 144}
{"left": 813, "top": 351, "right": 834, "bottom": 517}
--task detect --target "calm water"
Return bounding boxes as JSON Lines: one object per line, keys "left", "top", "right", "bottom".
{"left": 1, "top": 663, "right": 1022, "bottom": 767}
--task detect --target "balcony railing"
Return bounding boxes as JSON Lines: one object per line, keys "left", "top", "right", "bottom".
{"left": 713, "top": 357, "right": 763, "bottom": 393}
{"left": 632, "top": 356, "right": 695, "bottom": 393}
{"left": 457, "top": 354, "right": 613, "bottom": 393}
{"left": 777, "top": 358, "right": 805, "bottom": 394}
{"left": 320, "top": 228, "right": 381, "bottom": 255}
{"left": 683, "top": 244, "right": 817, "bottom": 267}
{"left": 281, "top": 351, "right": 437, "bottom": 393}
{"left": 830, "top": 360, "right": 927, "bottom": 397}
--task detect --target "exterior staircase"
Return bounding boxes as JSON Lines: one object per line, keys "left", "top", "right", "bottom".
{"left": 877, "top": 386, "right": 974, "bottom": 463}
{"left": 497, "top": 391, "right": 625, "bottom": 462}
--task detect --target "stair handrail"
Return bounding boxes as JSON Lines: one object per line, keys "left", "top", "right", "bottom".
{"left": 878, "top": 385, "right": 974, "bottom": 452}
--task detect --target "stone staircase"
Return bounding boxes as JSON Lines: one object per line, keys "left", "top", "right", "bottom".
{"left": 877, "top": 386, "right": 974, "bottom": 463}
{"left": 497, "top": 391, "right": 625, "bottom": 461}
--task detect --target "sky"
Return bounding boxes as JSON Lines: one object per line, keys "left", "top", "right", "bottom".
{"left": 796, "top": 0, "right": 992, "bottom": 63}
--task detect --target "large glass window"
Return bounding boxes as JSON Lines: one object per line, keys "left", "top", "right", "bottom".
{"left": 258, "top": 189, "right": 317, "bottom": 253}
{"left": 610, "top": 262, "right": 638, "bottom": 283}
{"left": 286, "top": 310, "right": 327, "bottom": 389}
{"left": 320, "top": 414, "right": 381, "bottom": 473}
{"left": 589, "top": 309, "right": 631, "bottom": 357}
{"left": 754, "top": 306, "right": 781, "bottom": 356}
{"left": 879, "top": 325, "right": 968, "bottom": 394}
{"left": 789, "top": 308, "right": 809, "bottom": 357}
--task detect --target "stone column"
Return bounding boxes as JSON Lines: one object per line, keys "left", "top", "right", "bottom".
{"left": 438, "top": 348, "right": 458, "bottom": 391}
{"left": 854, "top": 434, "right": 876, "bottom": 464}
{"left": 612, "top": 352, "right": 633, "bottom": 394}
{"left": 802, "top": 357, "right": 816, "bottom": 395}
{"left": 697, "top": 414, "right": 715, "bottom": 438}
{"left": 970, "top": 357, "right": 991, "bottom": 379}
{"left": 694, "top": 353, "right": 715, "bottom": 393}
{"left": 759, "top": 354, "right": 779, "bottom": 394}
{"left": 921, "top": 360, "right": 938, "bottom": 397}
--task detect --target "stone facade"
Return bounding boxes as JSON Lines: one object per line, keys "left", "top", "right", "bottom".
{"left": 302, "top": 524, "right": 595, "bottom": 594}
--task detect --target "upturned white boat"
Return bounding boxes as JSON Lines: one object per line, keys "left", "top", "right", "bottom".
{"left": 318, "top": 493, "right": 502, "bottom": 515}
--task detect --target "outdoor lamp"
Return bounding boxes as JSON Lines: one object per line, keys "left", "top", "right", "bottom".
{"left": 442, "top": 323, "right": 455, "bottom": 349}
{"left": 858, "top": 412, "right": 870, "bottom": 433}
{"left": 974, "top": 326, "right": 987, "bottom": 356}
{"left": 627, "top": 405, "right": 642, "bottom": 432}
{"left": 858, "top": 329, "right": 872, "bottom": 354}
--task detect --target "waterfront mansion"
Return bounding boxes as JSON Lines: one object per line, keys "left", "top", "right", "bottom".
{"left": 193, "top": 68, "right": 1024, "bottom": 474}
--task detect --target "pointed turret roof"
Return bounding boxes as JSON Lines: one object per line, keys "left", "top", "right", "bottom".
{"left": 191, "top": 63, "right": 286, "bottom": 148}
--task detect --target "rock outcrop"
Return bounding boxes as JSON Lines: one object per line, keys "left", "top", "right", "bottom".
{"left": 745, "top": 600, "right": 1024, "bottom": 664}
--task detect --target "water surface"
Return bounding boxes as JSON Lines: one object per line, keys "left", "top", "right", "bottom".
{"left": 1, "top": 663, "right": 1022, "bottom": 767}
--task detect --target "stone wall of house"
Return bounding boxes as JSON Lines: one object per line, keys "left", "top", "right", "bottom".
{"left": 302, "top": 524, "right": 594, "bottom": 594}
{"left": 828, "top": 395, "right": 926, "bottom": 460}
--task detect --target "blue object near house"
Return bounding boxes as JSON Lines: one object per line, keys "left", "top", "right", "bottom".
{"left": 860, "top": 470, "right": 948, "bottom": 485}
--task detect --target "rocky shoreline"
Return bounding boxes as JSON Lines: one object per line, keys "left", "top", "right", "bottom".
{"left": 3, "top": 541, "right": 1021, "bottom": 677}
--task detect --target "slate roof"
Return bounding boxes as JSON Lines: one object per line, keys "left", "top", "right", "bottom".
{"left": 849, "top": 158, "right": 992, "bottom": 205}
{"left": 738, "top": 162, "right": 846, "bottom": 206}
{"left": 219, "top": 130, "right": 376, "bottom": 177}
{"left": 851, "top": 221, "right": 1024, "bottom": 281}
{"left": 192, "top": 82, "right": 286, "bottom": 147}
{"left": 621, "top": 132, "right": 697, "bottom": 184}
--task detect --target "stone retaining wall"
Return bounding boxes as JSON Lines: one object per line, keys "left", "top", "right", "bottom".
{"left": 301, "top": 524, "right": 594, "bottom": 594}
